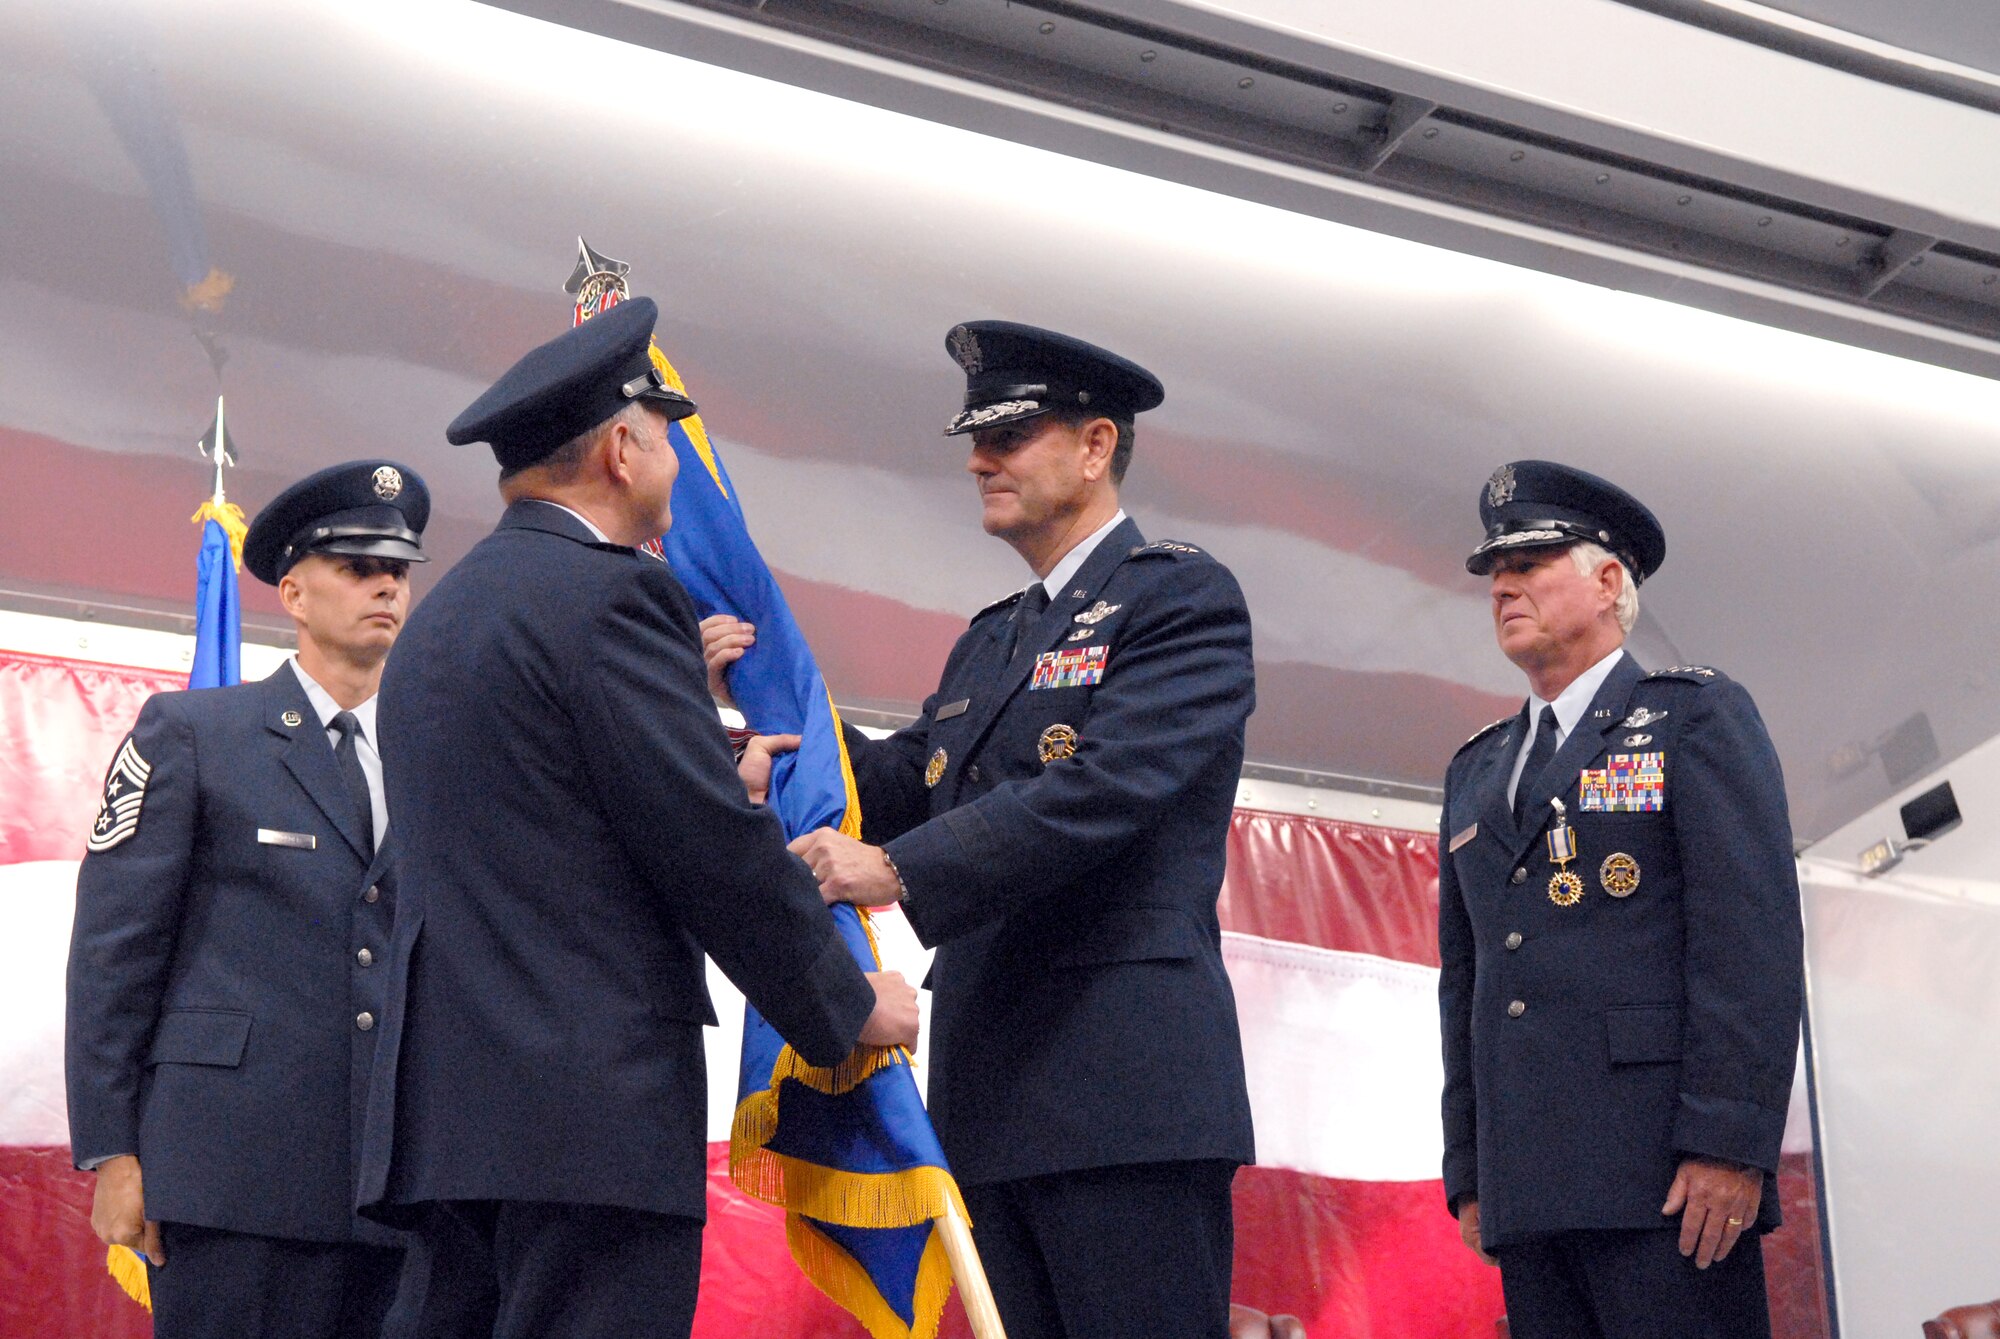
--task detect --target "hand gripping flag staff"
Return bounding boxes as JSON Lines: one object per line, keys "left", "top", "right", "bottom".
{"left": 566, "top": 241, "right": 1005, "bottom": 1339}
{"left": 105, "top": 395, "right": 247, "bottom": 1313}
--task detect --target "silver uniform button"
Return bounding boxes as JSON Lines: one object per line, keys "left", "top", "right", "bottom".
{"left": 364, "top": 885, "right": 380, "bottom": 904}
{"left": 1510, "top": 867, "right": 1527, "bottom": 885}
{"left": 356, "top": 948, "right": 374, "bottom": 967}
{"left": 356, "top": 1011, "right": 375, "bottom": 1031}
{"left": 1505, "top": 932, "right": 1523, "bottom": 950}
{"left": 1507, "top": 1000, "right": 1526, "bottom": 1018}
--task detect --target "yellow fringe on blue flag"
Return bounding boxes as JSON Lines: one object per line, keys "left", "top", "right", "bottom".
{"left": 647, "top": 341, "right": 728, "bottom": 498}
{"left": 106, "top": 1244, "right": 151, "bottom": 1310}
{"left": 190, "top": 496, "right": 248, "bottom": 571}
{"left": 787, "top": 1215, "right": 957, "bottom": 1339}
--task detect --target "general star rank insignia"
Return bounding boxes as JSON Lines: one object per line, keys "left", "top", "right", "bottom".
{"left": 1038, "top": 723, "right": 1079, "bottom": 764}
{"left": 924, "top": 748, "right": 947, "bottom": 788}
{"left": 85, "top": 735, "right": 151, "bottom": 853}
{"left": 1073, "top": 601, "right": 1120, "bottom": 625}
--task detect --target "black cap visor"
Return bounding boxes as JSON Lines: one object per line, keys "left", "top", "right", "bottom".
{"left": 1466, "top": 520, "right": 1639, "bottom": 581}
{"left": 621, "top": 365, "right": 699, "bottom": 423}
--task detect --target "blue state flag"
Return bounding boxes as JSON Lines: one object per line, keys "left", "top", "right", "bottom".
{"left": 646, "top": 339, "right": 967, "bottom": 1339}
{"left": 188, "top": 503, "right": 243, "bottom": 690}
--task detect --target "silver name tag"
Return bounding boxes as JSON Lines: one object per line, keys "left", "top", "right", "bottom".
{"left": 935, "top": 699, "right": 971, "bottom": 721}
{"left": 257, "top": 829, "right": 316, "bottom": 850}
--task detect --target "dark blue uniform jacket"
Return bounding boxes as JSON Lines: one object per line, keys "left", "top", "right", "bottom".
{"left": 66, "top": 667, "right": 399, "bottom": 1244}
{"left": 356, "top": 502, "right": 872, "bottom": 1224}
{"left": 1437, "top": 651, "right": 1803, "bottom": 1249}
{"left": 845, "top": 517, "right": 1257, "bottom": 1187}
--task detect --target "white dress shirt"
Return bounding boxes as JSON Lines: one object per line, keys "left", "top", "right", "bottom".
{"left": 1037, "top": 509, "right": 1128, "bottom": 601}
{"left": 290, "top": 659, "right": 387, "bottom": 846}
{"left": 1505, "top": 647, "right": 1626, "bottom": 810}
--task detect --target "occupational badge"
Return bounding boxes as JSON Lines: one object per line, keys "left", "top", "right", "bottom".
{"left": 1546, "top": 798, "right": 1584, "bottom": 907}
{"left": 1578, "top": 753, "right": 1665, "bottom": 813}
{"left": 1073, "top": 601, "right": 1120, "bottom": 625}
{"left": 1621, "top": 707, "right": 1667, "bottom": 728}
{"left": 371, "top": 465, "right": 403, "bottom": 500}
{"left": 85, "top": 735, "right": 151, "bottom": 853}
{"left": 924, "top": 748, "right": 947, "bottom": 788}
{"left": 1037, "top": 723, "right": 1080, "bottom": 764}
{"left": 1624, "top": 733, "right": 1652, "bottom": 747}
{"left": 1600, "top": 853, "right": 1641, "bottom": 898}
{"left": 1487, "top": 463, "right": 1517, "bottom": 507}
{"left": 281, "top": 710, "right": 304, "bottom": 727}
{"left": 1067, "top": 627, "right": 1095, "bottom": 642}
{"left": 1031, "top": 645, "right": 1108, "bottom": 690}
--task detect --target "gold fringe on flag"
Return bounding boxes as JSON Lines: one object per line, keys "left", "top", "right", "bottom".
{"left": 786, "top": 1215, "right": 956, "bottom": 1339}
{"left": 106, "top": 1244, "right": 151, "bottom": 1310}
{"left": 190, "top": 497, "right": 249, "bottom": 572}
{"left": 648, "top": 341, "right": 728, "bottom": 498}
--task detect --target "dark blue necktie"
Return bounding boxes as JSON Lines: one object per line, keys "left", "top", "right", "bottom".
{"left": 1010, "top": 583, "right": 1050, "bottom": 660}
{"left": 1512, "top": 705, "right": 1562, "bottom": 828}
{"left": 330, "top": 711, "right": 375, "bottom": 855}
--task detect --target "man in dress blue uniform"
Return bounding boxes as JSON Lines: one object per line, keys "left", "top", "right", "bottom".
{"left": 1436, "top": 460, "right": 1804, "bottom": 1338}
{"left": 355, "top": 297, "right": 919, "bottom": 1339}
{"left": 67, "top": 459, "right": 431, "bottom": 1338}
{"left": 713, "top": 321, "right": 1257, "bottom": 1339}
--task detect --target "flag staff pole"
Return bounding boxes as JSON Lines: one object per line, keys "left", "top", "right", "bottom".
{"left": 936, "top": 1202, "right": 1008, "bottom": 1339}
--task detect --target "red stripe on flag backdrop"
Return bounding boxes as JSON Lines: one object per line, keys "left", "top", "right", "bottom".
{"left": 0, "top": 652, "right": 1828, "bottom": 1339}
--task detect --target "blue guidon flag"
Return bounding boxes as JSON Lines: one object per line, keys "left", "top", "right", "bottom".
{"left": 567, "top": 243, "right": 968, "bottom": 1339}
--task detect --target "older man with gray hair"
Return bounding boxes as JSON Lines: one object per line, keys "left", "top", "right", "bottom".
{"left": 1435, "top": 459, "right": 1804, "bottom": 1339}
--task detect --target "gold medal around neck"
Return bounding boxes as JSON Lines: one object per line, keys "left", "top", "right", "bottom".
{"left": 1546, "top": 799, "right": 1585, "bottom": 907}
{"left": 924, "top": 748, "right": 947, "bottom": 788}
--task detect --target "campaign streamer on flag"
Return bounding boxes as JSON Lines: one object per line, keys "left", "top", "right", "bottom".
{"left": 566, "top": 242, "right": 976, "bottom": 1339}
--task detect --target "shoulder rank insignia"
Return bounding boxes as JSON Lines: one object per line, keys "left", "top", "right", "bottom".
{"left": 1456, "top": 716, "right": 1512, "bottom": 754}
{"left": 1651, "top": 665, "right": 1720, "bottom": 681}
{"left": 1073, "top": 601, "right": 1120, "bottom": 625}
{"left": 973, "top": 589, "right": 1028, "bottom": 621}
{"left": 85, "top": 735, "right": 152, "bottom": 853}
{"left": 1621, "top": 707, "right": 1666, "bottom": 728}
{"left": 1131, "top": 540, "right": 1203, "bottom": 557}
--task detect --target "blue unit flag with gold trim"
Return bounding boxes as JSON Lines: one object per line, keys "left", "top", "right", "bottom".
{"left": 583, "top": 284, "right": 965, "bottom": 1338}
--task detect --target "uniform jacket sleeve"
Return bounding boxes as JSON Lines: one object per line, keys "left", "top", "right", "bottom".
{"left": 842, "top": 715, "right": 933, "bottom": 846}
{"left": 575, "top": 563, "right": 875, "bottom": 1068}
{"left": 1436, "top": 777, "right": 1479, "bottom": 1216}
{"left": 65, "top": 696, "right": 196, "bottom": 1166}
{"left": 887, "top": 559, "right": 1254, "bottom": 947}
{"left": 1669, "top": 679, "right": 1804, "bottom": 1172}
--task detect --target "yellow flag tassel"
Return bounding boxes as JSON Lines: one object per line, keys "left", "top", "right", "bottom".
{"left": 191, "top": 497, "right": 249, "bottom": 572}
{"left": 106, "top": 1244, "right": 152, "bottom": 1310}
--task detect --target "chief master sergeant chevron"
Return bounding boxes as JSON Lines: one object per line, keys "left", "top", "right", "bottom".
{"left": 1436, "top": 460, "right": 1804, "bottom": 1339}
{"left": 714, "top": 321, "right": 1257, "bottom": 1339}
